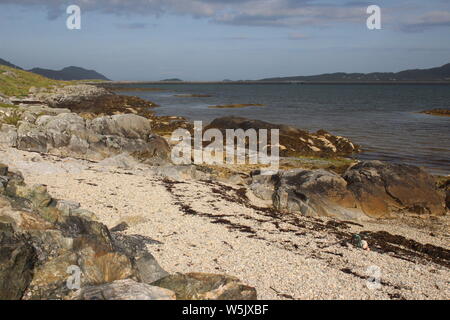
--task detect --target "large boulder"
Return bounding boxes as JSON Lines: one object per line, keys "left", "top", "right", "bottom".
{"left": 88, "top": 114, "right": 152, "bottom": 139}
{"left": 271, "top": 169, "right": 361, "bottom": 220}
{"left": 205, "top": 116, "right": 359, "bottom": 157}
{"left": 250, "top": 161, "right": 447, "bottom": 219}
{"left": 343, "top": 161, "right": 446, "bottom": 218}
{"left": 152, "top": 273, "right": 257, "bottom": 300}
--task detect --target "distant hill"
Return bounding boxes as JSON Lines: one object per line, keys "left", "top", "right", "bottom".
{"left": 0, "top": 64, "right": 60, "bottom": 97}
{"left": 161, "top": 78, "right": 183, "bottom": 82}
{"left": 0, "top": 58, "right": 22, "bottom": 70}
{"left": 260, "top": 63, "right": 450, "bottom": 82}
{"left": 29, "top": 66, "right": 110, "bottom": 81}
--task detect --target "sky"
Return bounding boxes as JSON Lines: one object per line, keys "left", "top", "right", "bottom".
{"left": 0, "top": 0, "right": 449, "bottom": 81}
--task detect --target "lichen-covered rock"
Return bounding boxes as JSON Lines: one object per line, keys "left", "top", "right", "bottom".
{"left": 27, "top": 251, "right": 78, "bottom": 299}
{"left": 75, "top": 279, "right": 176, "bottom": 300}
{"left": 0, "top": 222, "right": 37, "bottom": 300}
{"left": 152, "top": 273, "right": 257, "bottom": 300}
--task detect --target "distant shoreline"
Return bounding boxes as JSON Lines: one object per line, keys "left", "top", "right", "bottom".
{"left": 95, "top": 80, "right": 450, "bottom": 85}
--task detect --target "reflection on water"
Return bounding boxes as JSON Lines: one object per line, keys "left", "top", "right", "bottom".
{"left": 118, "top": 84, "right": 450, "bottom": 175}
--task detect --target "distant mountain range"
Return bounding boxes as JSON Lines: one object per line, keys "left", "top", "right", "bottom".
{"left": 29, "top": 66, "right": 110, "bottom": 81}
{"left": 0, "top": 58, "right": 109, "bottom": 81}
{"left": 260, "top": 63, "right": 450, "bottom": 82}
{"left": 0, "top": 58, "right": 22, "bottom": 70}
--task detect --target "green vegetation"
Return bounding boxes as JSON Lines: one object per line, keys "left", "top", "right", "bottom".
{"left": 0, "top": 64, "right": 64, "bottom": 97}
{"left": 0, "top": 103, "right": 18, "bottom": 109}
{"left": 1, "top": 110, "right": 21, "bottom": 126}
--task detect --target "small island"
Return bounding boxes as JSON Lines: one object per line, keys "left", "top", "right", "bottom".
{"left": 420, "top": 108, "right": 450, "bottom": 117}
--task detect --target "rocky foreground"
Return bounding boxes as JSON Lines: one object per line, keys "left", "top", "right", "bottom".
{"left": 0, "top": 83, "right": 449, "bottom": 300}
{"left": 1, "top": 149, "right": 449, "bottom": 300}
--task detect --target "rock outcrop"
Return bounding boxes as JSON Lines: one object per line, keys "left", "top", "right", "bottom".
{"left": 343, "top": 161, "right": 447, "bottom": 218}
{"left": 152, "top": 273, "right": 257, "bottom": 300}
{"left": 34, "top": 85, "right": 157, "bottom": 119}
{"left": 205, "top": 116, "right": 359, "bottom": 158}
{"left": 420, "top": 108, "right": 450, "bottom": 117}
{"left": 1, "top": 112, "right": 170, "bottom": 164}
{"left": 0, "top": 164, "right": 257, "bottom": 300}
{"left": 250, "top": 161, "right": 446, "bottom": 220}
{"left": 75, "top": 279, "right": 176, "bottom": 300}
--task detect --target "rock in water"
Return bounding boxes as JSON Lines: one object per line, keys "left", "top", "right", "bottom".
{"left": 343, "top": 161, "right": 446, "bottom": 218}
{"left": 152, "top": 273, "right": 257, "bottom": 300}
{"left": 75, "top": 279, "right": 176, "bottom": 300}
{"left": 205, "top": 116, "right": 359, "bottom": 157}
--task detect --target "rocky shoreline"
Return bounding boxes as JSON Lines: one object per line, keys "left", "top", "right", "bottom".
{"left": 0, "top": 82, "right": 449, "bottom": 300}
{"left": 420, "top": 108, "right": 450, "bottom": 117}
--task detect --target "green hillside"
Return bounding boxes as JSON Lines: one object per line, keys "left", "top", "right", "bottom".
{"left": 0, "top": 64, "right": 65, "bottom": 97}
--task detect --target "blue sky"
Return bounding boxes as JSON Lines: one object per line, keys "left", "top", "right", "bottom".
{"left": 0, "top": 0, "right": 449, "bottom": 81}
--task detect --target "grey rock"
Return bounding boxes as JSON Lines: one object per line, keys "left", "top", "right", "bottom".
{"left": 135, "top": 252, "right": 170, "bottom": 284}
{"left": 76, "top": 279, "right": 176, "bottom": 300}
{"left": 272, "top": 169, "right": 362, "bottom": 219}
{"left": 56, "top": 200, "right": 81, "bottom": 216}
{"left": 0, "top": 124, "right": 18, "bottom": 147}
{"left": 7, "top": 112, "right": 171, "bottom": 163}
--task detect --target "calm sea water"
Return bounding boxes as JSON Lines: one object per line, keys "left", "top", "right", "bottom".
{"left": 118, "top": 84, "right": 450, "bottom": 175}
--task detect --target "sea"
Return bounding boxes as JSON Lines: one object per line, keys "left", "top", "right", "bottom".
{"left": 117, "top": 83, "right": 450, "bottom": 176}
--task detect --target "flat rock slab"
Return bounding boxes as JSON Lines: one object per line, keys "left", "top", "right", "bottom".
{"left": 77, "top": 279, "right": 176, "bottom": 300}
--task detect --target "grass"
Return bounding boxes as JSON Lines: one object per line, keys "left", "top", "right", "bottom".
{"left": 0, "top": 103, "right": 18, "bottom": 109}
{"left": 0, "top": 64, "right": 65, "bottom": 97}
{"left": 1, "top": 110, "right": 21, "bottom": 126}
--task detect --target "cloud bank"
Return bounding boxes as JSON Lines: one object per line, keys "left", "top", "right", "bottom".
{"left": 0, "top": 0, "right": 449, "bottom": 32}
